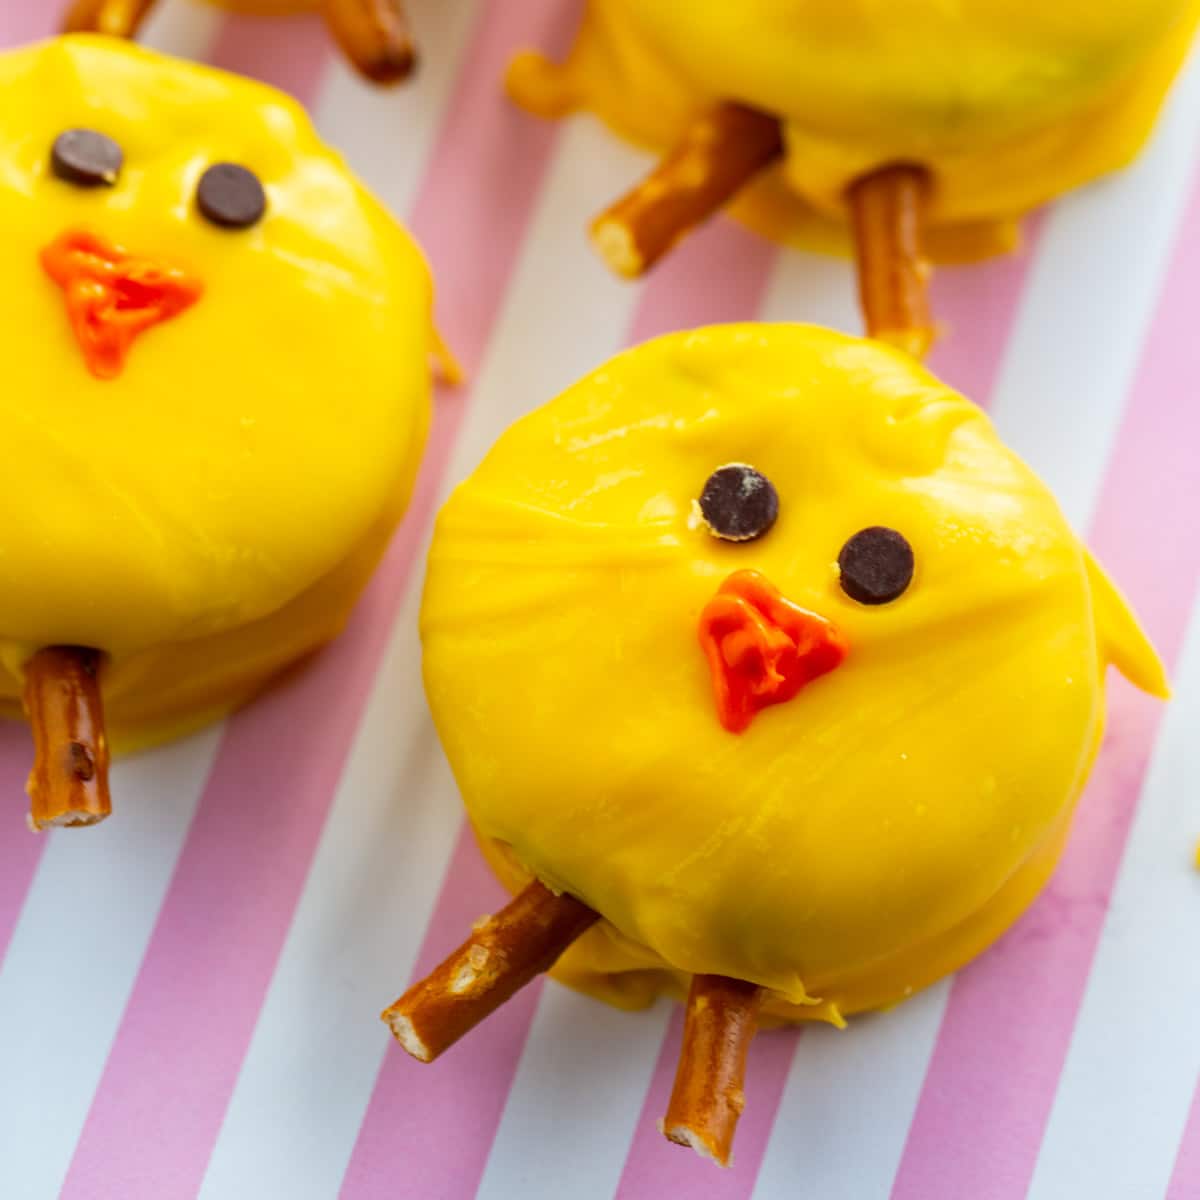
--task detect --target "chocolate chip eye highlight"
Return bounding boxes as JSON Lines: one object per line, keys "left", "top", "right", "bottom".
{"left": 196, "top": 163, "right": 266, "bottom": 229}
{"left": 697, "top": 464, "right": 779, "bottom": 542}
{"left": 838, "top": 526, "right": 914, "bottom": 605}
{"left": 51, "top": 129, "right": 123, "bottom": 188}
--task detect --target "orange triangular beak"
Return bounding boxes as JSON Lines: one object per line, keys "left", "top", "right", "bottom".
{"left": 698, "top": 570, "right": 848, "bottom": 733}
{"left": 41, "top": 229, "right": 203, "bottom": 380}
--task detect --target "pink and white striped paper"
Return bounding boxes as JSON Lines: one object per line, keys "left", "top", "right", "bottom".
{"left": 3, "top": 3, "right": 1200, "bottom": 1197}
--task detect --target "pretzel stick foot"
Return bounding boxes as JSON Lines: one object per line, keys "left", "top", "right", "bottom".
{"left": 23, "top": 647, "right": 111, "bottom": 831}
{"left": 61, "top": 0, "right": 159, "bottom": 37}
{"left": 382, "top": 880, "right": 599, "bottom": 1062}
{"left": 662, "top": 974, "right": 764, "bottom": 1167}
{"left": 849, "top": 163, "right": 935, "bottom": 359}
{"left": 590, "top": 103, "right": 784, "bottom": 279}
{"left": 323, "top": 0, "right": 416, "bottom": 85}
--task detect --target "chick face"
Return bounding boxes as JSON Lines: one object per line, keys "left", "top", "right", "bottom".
{"left": 516, "top": 0, "right": 1199, "bottom": 245}
{"left": 0, "top": 37, "right": 430, "bottom": 742}
{"left": 422, "top": 325, "right": 1164, "bottom": 1022}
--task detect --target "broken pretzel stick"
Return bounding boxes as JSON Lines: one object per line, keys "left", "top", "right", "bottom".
{"left": 23, "top": 646, "right": 111, "bottom": 831}
{"left": 322, "top": 0, "right": 416, "bottom": 85}
{"left": 61, "top": 0, "right": 160, "bottom": 38}
{"left": 590, "top": 102, "right": 784, "bottom": 278}
{"left": 662, "top": 974, "right": 765, "bottom": 1167}
{"left": 848, "top": 162, "right": 935, "bottom": 359}
{"left": 382, "top": 878, "right": 599, "bottom": 1061}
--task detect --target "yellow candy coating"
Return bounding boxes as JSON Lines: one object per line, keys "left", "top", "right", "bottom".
{"left": 510, "top": 0, "right": 1200, "bottom": 259}
{"left": 0, "top": 37, "right": 431, "bottom": 748}
{"left": 422, "top": 325, "right": 1165, "bottom": 1025}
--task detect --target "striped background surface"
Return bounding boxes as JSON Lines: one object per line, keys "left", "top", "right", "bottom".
{"left": 2, "top": 2, "right": 1199, "bottom": 1196}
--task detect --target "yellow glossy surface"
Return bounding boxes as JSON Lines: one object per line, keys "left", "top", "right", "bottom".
{"left": 0, "top": 37, "right": 431, "bottom": 747}
{"left": 423, "top": 325, "right": 1165, "bottom": 1024}
{"left": 510, "top": 0, "right": 1200, "bottom": 260}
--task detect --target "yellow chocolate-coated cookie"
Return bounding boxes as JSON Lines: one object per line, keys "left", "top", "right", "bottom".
{"left": 0, "top": 36, "right": 431, "bottom": 748}
{"left": 510, "top": 0, "right": 1200, "bottom": 259}
{"left": 422, "top": 324, "right": 1165, "bottom": 1026}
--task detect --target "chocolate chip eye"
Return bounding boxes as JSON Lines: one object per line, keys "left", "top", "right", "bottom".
{"left": 698, "top": 464, "right": 779, "bottom": 542}
{"left": 838, "top": 527, "right": 914, "bottom": 605}
{"left": 51, "top": 129, "right": 123, "bottom": 188}
{"left": 196, "top": 163, "right": 266, "bottom": 229}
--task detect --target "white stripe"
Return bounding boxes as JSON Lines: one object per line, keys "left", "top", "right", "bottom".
{"left": 194, "top": 603, "right": 464, "bottom": 1200}
{"left": 1027, "top": 597, "right": 1200, "bottom": 1200}
{"left": 986, "top": 39, "right": 1200, "bottom": 531}
{"left": 758, "top": 246, "right": 861, "bottom": 333}
{"left": 752, "top": 983, "right": 949, "bottom": 1200}
{"left": 139, "top": 0, "right": 224, "bottom": 55}
{"left": 310, "top": 0, "right": 479, "bottom": 215}
{"left": 0, "top": 727, "right": 221, "bottom": 1200}
{"left": 198, "top": 115, "right": 646, "bottom": 1199}
{"left": 476, "top": 992, "right": 672, "bottom": 1200}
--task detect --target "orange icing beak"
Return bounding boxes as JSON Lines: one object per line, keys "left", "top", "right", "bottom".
{"left": 41, "top": 230, "right": 203, "bottom": 380}
{"left": 698, "top": 569, "right": 848, "bottom": 733}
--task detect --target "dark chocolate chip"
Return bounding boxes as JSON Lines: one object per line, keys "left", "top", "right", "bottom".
{"left": 838, "top": 526, "right": 914, "bottom": 605}
{"left": 51, "top": 129, "right": 123, "bottom": 188}
{"left": 66, "top": 741, "right": 95, "bottom": 782}
{"left": 196, "top": 163, "right": 266, "bottom": 229}
{"left": 698, "top": 464, "right": 779, "bottom": 542}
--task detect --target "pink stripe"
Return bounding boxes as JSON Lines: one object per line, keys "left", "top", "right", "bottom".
{"left": 927, "top": 212, "right": 1046, "bottom": 401}
{"left": 207, "top": 12, "right": 330, "bottom": 101}
{"left": 627, "top": 217, "right": 777, "bottom": 342}
{"left": 0, "top": 724, "right": 47, "bottom": 965}
{"left": 616, "top": 1017, "right": 799, "bottom": 1198}
{"left": 344, "top": 217, "right": 778, "bottom": 1199}
{"left": 0, "top": 6, "right": 58, "bottom": 45}
{"left": 1168, "top": 1086, "right": 1200, "bottom": 1200}
{"left": 60, "top": 2, "right": 576, "bottom": 1196}
{"left": 893, "top": 164, "right": 1200, "bottom": 1200}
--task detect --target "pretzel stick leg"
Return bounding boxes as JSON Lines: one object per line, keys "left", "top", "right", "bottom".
{"left": 662, "top": 974, "right": 764, "bottom": 1167}
{"left": 590, "top": 103, "right": 784, "bottom": 279}
{"left": 322, "top": 0, "right": 416, "bottom": 85}
{"left": 61, "top": 0, "right": 159, "bottom": 37}
{"left": 382, "top": 879, "right": 599, "bottom": 1062}
{"left": 23, "top": 647, "right": 111, "bottom": 831}
{"left": 848, "top": 163, "right": 935, "bottom": 359}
